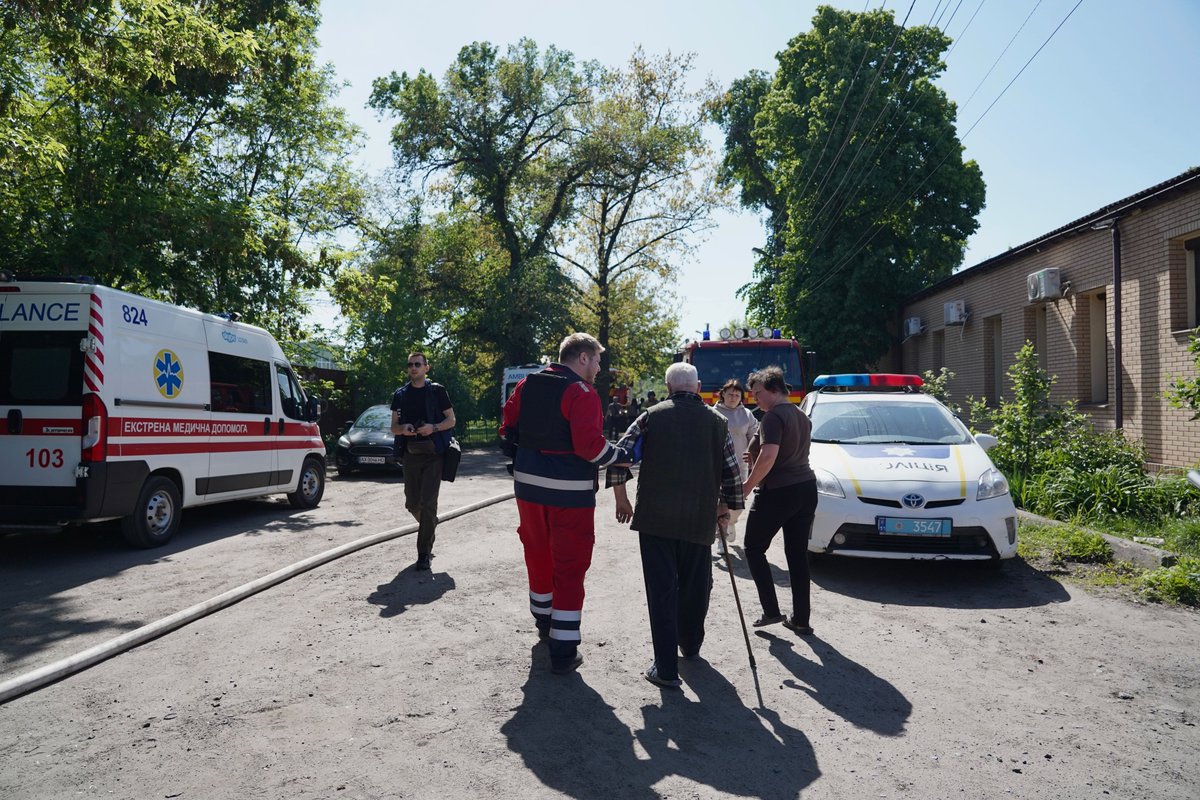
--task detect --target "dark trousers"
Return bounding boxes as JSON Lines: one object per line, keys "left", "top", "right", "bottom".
{"left": 639, "top": 532, "right": 713, "bottom": 681}
{"left": 743, "top": 479, "right": 817, "bottom": 625}
{"left": 403, "top": 451, "right": 444, "bottom": 557}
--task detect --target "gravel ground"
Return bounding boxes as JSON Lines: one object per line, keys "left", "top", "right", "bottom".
{"left": 1, "top": 450, "right": 1198, "bottom": 799}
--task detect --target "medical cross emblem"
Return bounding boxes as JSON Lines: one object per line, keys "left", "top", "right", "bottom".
{"left": 155, "top": 350, "right": 184, "bottom": 398}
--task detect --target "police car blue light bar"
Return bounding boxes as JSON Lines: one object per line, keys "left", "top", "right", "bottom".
{"left": 813, "top": 373, "right": 924, "bottom": 388}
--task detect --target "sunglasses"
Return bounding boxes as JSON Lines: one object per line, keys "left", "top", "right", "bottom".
{"left": 407, "top": 362, "right": 425, "bottom": 368}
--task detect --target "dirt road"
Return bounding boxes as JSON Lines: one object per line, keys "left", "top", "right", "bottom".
{"left": 1, "top": 451, "right": 1197, "bottom": 799}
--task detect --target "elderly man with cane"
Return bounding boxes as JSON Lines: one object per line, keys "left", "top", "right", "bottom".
{"left": 607, "top": 362, "right": 745, "bottom": 689}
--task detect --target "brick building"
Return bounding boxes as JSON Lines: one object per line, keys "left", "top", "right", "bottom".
{"left": 890, "top": 167, "right": 1200, "bottom": 470}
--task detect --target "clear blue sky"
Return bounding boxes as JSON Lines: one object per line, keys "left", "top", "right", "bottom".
{"left": 314, "top": 0, "right": 1200, "bottom": 344}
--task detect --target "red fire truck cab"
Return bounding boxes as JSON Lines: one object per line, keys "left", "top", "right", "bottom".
{"left": 678, "top": 327, "right": 812, "bottom": 410}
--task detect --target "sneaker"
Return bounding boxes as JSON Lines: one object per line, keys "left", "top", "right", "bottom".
{"left": 752, "top": 613, "right": 786, "bottom": 628}
{"left": 644, "top": 664, "right": 683, "bottom": 689}
{"left": 782, "top": 616, "right": 814, "bottom": 636}
{"left": 536, "top": 623, "right": 550, "bottom": 641}
{"left": 414, "top": 554, "right": 432, "bottom": 571}
{"left": 551, "top": 653, "right": 583, "bottom": 675}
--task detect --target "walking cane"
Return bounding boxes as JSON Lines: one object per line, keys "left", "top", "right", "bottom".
{"left": 718, "top": 519, "right": 756, "bottom": 671}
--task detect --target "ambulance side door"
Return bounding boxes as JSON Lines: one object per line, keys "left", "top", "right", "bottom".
{"left": 205, "top": 349, "right": 277, "bottom": 498}
{"left": 270, "top": 362, "right": 309, "bottom": 489}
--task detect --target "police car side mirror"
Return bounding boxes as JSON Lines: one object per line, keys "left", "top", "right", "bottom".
{"left": 974, "top": 433, "right": 998, "bottom": 451}
{"left": 1188, "top": 470, "right": 1200, "bottom": 491}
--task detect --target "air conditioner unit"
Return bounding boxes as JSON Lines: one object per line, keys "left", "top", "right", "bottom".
{"left": 903, "top": 317, "right": 924, "bottom": 337}
{"left": 944, "top": 300, "right": 967, "bottom": 326}
{"left": 1026, "top": 267, "right": 1062, "bottom": 302}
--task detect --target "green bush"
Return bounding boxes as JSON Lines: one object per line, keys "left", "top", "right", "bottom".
{"left": 970, "top": 341, "right": 1197, "bottom": 526}
{"left": 1050, "top": 529, "right": 1112, "bottom": 564}
{"left": 1140, "top": 556, "right": 1200, "bottom": 606}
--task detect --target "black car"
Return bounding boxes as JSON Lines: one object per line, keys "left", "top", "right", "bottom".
{"left": 334, "top": 405, "right": 401, "bottom": 475}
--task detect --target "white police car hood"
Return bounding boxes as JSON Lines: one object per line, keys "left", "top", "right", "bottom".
{"left": 812, "top": 441, "right": 997, "bottom": 497}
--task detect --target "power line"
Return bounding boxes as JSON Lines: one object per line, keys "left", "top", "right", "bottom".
{"left": 797, "top": 0, "right": 971, "bottom": 264}
{"left": 802, "top": 0, "right": 1085, "bottom": 298}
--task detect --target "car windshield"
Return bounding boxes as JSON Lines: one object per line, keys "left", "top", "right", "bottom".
{"left": 354, "top": 406, "right": 392, "bottom": 430}
{"left": 809, "top": 398, "right": 971, "bottom": 445}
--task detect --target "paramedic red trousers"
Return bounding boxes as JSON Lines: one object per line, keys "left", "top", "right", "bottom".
{"left": 516, "top": 499, "right": 594, "bottom": 667}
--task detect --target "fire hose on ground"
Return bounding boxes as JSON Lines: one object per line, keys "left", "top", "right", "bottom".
{"left": 0, "top": 491, "right": 515, "bottom": 705}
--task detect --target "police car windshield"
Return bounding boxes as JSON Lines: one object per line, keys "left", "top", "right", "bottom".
{"left": 690, "top": 347, "right": 802, "bottom": 392}
{"left": 354, "top": 406, "right": 393, "bottom": 430}
{"left": 809, "top": 399, "right": 971, "bottom": 445}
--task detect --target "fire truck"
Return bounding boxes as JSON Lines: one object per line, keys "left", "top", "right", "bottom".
{"left": 678, "top": 326, "right": 813, "bottom": 410}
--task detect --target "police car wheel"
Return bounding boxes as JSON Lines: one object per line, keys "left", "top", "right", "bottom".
{"left": 121, "top": 476, "right": 182, "bottom": 549}
{"left": 288, "top": 457, "right": 326, "bottom": 509}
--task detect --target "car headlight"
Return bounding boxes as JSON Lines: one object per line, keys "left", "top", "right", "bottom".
{"left": 814, "top": 467, "right": 845, "bottom": 498}
{"left": 337, "top": 436, "right": 351, "bottom": 449}
{"left": 977, "top": 467, "right": 1010, "bottom": 500}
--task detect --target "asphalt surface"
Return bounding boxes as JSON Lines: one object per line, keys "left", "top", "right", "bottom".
{"left": 1, "top": 450, "right": 1198, "bottom": 799}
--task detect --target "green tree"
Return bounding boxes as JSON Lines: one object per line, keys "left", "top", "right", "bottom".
{"left": 333, "top": 200, "right": 511, "bottom": 419}
{"left": 710, "top": 5, "right": 985, "bottom": 371}
{"left": 551, "top": 49, "right": 719, "bottom": 392}
{"left": 0, "top": 1, "right": 363, "bottom": 331}
{"left": 572, "top": 272, "right": 679, "bottom": 390}
{"left": 368, "top": 39, "right": 600, "bottom": 366}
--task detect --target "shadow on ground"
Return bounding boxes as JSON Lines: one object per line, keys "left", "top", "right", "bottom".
{"left": 760, "top": 631, "right": 911, "bottom": 736}
{"left": 367, "top": 567, "right": 456, "bottom": 618}
{"left": 501, "top": 646, "right": 819, "bottom": 799}
{"left": 717, "top": 547, "right": 1068, "bottom": 610}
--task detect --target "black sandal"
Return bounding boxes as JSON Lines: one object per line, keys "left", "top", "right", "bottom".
{"left": 782, "top": 616, "right": 814, "bottom": 635}
{"left": 752, "top": 614, "right": 786, "bottom": 627}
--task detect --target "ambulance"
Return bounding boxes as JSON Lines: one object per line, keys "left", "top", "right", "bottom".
{"left": 0, "top": 276, "right": 327, "bottom": 547}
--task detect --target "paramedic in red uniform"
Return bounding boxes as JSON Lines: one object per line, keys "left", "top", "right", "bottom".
{"left": 500, "top": 333, "right": 633, "bottom": 675}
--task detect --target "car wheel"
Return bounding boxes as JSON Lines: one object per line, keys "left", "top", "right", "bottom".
{"left": 121, "top": 475, "right": 182, "bottom": 548}
{"left": 288, "top": 457, "right": 326, "bottom": 508}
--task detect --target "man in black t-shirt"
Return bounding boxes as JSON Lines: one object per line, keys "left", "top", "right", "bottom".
{"left": 390, "top": 351, "right": 455, "bottom": 570}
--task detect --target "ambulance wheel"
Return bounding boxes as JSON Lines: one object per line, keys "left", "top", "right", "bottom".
{"left": 288, "top": 457, "right": 325, "bottom": 509}
{"left": 121, "top": 476, "right": 181, "bottom": 548}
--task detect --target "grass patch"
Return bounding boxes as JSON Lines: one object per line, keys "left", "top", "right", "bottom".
{"left": 1092, "top": 516, "right": 1200, "bottom": 560}
{"left": 1017, "top": 522, "right": 1200, "bottom": 606}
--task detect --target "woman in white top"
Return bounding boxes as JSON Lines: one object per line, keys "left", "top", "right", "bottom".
{"left": 711, "top": 379, "right": 758, "bottom": 550}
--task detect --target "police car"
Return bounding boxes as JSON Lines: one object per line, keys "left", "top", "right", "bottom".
{"left": 800, "top": 374, "right": 1017, "bottom": 562}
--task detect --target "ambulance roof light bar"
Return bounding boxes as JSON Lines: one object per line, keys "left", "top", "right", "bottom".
{"left": 813, "top": 373, "right": 924, "bottom": 389}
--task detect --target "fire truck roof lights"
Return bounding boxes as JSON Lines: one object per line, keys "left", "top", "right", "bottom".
{"left": 813, "top": 373, "right": 924, "bottom": 388}
{"left": 717, "top": 326, "right": 783, "bottom": 341}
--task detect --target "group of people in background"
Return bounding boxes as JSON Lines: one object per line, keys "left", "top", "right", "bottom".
{"left": 605, "top": 391, "right": 657, "bottom": 440}
{"left": 501, "top": 332, "right": 818, "bottom": 689}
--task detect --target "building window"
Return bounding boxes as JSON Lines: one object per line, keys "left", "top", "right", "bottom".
{"left": 1188, "top": 239, "right": 1200, "bottom": 329}
{"left": 1088, "top": 292, "right": 1108, "bottom": 403}
{"left": 983, "top": 316, "right": 1003, "bottom": 404}
{"left": 1034, "top": 305, "right": 1048, "bottom": 371}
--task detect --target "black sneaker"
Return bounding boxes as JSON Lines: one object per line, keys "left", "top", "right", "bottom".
{"left": 536, "top": 624, "right": 550, "bottom": 641}
{"left": 550, "top": 653, "right": 583, "bottom": 675}
{"left": 414, "top": 554, "right": 432, "bottom": 571}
